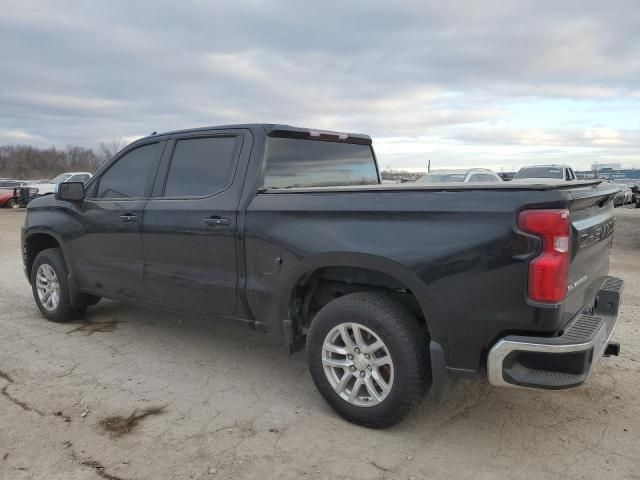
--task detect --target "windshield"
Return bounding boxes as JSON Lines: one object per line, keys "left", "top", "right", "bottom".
{"left": 51, "top": 173, "right": 73, "bottom": 184}
{"left": 515, "top": 167, "right": 563, "bottom": 179}
{"left": 263, "top": 138, "right": 379, "bottom": 189}
{"left": 417, "top": 173, "right": 467, "bottom": 183}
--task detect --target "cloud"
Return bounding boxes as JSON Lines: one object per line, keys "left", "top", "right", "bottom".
{"left": 0, "top": 0, "right": 639, "bottom": 169}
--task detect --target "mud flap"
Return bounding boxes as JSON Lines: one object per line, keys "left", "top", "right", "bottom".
{"left": 67, "top": 274, "right": 86, "bottom": 310}
{"left": 283, "top": 319, "right": 305, "bottom": 354}
{"left": 429, "top": 340, "right": 450, "bottom": 402}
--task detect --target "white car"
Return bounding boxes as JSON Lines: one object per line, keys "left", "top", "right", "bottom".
{"left": 513, "top": 165, "right": 577, "bottom": 182}
{"left": 32, "top": 172, "right": 92, "bottom": 196}
{"left": 416, "top": 168, "right": 503, "bottom": 184}
{"left": 614, "top": 185, "right": 633, "bottom": 206}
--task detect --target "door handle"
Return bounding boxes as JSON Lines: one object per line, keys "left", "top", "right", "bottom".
{"left": 119, "top": 214, "right": 138, "bottom": 223}
{"left": 203, "top": 217, "right": 231, "bottom": 227}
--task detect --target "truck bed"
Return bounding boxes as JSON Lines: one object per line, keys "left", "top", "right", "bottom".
{"left": 261, "top": 179, "right": 605, "bottom": 193}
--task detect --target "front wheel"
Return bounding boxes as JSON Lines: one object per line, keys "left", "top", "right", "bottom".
{"left": 31, "top": 248, "right": 86, "bottom": 322}
{"left": 306, "top": 292, "right": 429, "bottom": 428}
{"left": 6, "top": 198, "right": 20, "bottom": 209}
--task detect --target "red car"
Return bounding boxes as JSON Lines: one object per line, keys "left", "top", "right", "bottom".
{"left": 0, "top": 188, "right": 19, "bottom": 208}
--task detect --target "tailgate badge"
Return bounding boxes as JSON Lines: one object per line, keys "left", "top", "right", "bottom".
{"left": 568, "top": 275, "right": 588, "bottom": 292}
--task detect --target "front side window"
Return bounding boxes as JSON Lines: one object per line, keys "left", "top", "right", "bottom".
{"left": 96, "top": 143, "right": 159, "bottom": 198}
{"left": 263, "top": 138, "right": 379, "bottom": 189}
{"left": 164, "top": 136, "right": 239, "bottom": 197}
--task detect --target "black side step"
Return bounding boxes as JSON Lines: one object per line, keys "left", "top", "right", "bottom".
{"left": 596, "top": 276, "right": 624, "bottom": 317}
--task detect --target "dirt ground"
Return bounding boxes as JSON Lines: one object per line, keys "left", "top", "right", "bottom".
{"left": 1, "top": 207, "right": 639, "bottom": 480}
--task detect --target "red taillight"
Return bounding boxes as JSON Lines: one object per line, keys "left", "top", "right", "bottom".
{"left": 518, "top": 209, "right": 571, "bottom": 303}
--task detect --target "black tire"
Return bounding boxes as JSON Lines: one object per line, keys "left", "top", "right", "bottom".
{"left": 6, "top": 198, "right": 19, "bottom": 209}
{"left": 31, "top": 248, "right": 85, "bottom": 322}
{"left": 306, "top": 292, "right": 429, "bottom": 428}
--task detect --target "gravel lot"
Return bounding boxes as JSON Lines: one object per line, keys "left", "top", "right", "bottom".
{"left": 1, "top": 208, "right": 639, "bottom": 480}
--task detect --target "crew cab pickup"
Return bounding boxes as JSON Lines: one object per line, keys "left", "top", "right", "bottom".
{"left": 22, "top": 124, "right": 623, "bottom": 428}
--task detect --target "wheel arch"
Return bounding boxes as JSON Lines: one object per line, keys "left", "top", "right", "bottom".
{"left": 23, "top": 230, "right": 66, "bottom": 282}
{"left": 278, "top": 252, "right": 435, "bottom": 347}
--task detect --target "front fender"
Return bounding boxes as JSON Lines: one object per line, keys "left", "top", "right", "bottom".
{"left": 23, "top": 199, "right": 74, "bottom": 277}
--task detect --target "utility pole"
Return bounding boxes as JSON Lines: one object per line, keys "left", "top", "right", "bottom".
{"left": 427, "top": 159, "right": 431, "bottom": 173}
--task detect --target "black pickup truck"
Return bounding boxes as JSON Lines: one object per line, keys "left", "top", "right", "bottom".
{"left": 22, "top": 124, "right": 623, "bottom": 428}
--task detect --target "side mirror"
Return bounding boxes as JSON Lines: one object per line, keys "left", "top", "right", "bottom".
{"left": 56, "top": 182, "right": 85, "bottom": 202}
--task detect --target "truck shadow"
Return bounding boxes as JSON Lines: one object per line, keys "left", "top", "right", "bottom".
{"left": 75, "top": 299, "right": 628, "bottom": 452}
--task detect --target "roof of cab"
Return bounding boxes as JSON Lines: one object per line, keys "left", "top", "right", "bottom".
{"left": 130, "top": 124, "right": 371, "bottom": 146}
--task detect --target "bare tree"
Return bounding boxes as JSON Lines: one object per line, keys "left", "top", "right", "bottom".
{"left": 98, "top": 138, "right": 125, "bottom": 165}
{"left": 0, "top": 145, "right": 100, "bottom": 179}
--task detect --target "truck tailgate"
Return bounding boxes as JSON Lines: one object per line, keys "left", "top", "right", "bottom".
{"left": 563, "top": 184, "right": 618, "bottom": 324}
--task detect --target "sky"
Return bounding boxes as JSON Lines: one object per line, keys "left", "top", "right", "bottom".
{"left": 1, "top": 0, "right": 639, "bottom": 172}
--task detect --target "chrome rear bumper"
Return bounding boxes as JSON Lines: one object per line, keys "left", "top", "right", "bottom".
{"left": 487, "top": 276, "right": 623, "bottom": 389}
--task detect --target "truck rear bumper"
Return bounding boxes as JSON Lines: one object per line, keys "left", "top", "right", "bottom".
{"left": 488, "top": 276, "right": 623, "bottom": 389}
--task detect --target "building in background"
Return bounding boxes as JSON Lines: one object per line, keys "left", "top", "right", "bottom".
{"left": 591, "top": 163, "right": 622, "bottom": 172}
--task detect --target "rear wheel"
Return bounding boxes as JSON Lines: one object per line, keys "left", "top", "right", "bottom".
{"left": 6, "top": 198, "right": 19, "bottom": 209}
{"left": 31, "top": 248, "right": 85, "bottom": 322}
{"left": 307, "top": 292, "right": 429, "bottom": 428}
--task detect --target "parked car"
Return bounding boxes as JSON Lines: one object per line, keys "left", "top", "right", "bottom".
{"left": 22, "top": 124, "right": 623, "bottom": 428}
{"left": 0, "top": 188, "right": 19, "bottom": 208}
{"left": 0, "top": 179, "right": 25, "bottom": 189}
{"left": 33, "top": 172, "right": 92, "bottom": 196}
{"left": 612, "top": 185, "right": 630, "bottom": 207}
{"left": 11, "top": 185, "right": 41, "bottom": 208}
{"left": 416, "top": 168, "right": 502, "bottom": 183}
{"left": 631, "top": 185, "right": 640, "bottom": 206}
{"left": 513, "top": 165, "right": 577, "bottom": 182}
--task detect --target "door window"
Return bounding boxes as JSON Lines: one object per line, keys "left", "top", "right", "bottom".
{"left": 95, "top": 143, "right": 160, "bottom": 198}
{"left": 163, "top": 136, "right": 239, "bottom": 197}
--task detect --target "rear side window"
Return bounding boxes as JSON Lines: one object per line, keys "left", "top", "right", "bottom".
{"left": 96, "top": 143, "right": 159, "bottom": 198}
{"left": 164, "top": 136, "right": 239, "bottom": 197}
{"left": 263, "top": 138, "right": 379, "bottom": 189}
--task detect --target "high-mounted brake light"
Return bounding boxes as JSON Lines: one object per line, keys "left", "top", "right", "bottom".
{"left": 518, "top": 209, "right": 571, "bottom": 303}
{"left": 309, "top": 130, "right": 349, "bottom": 140}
